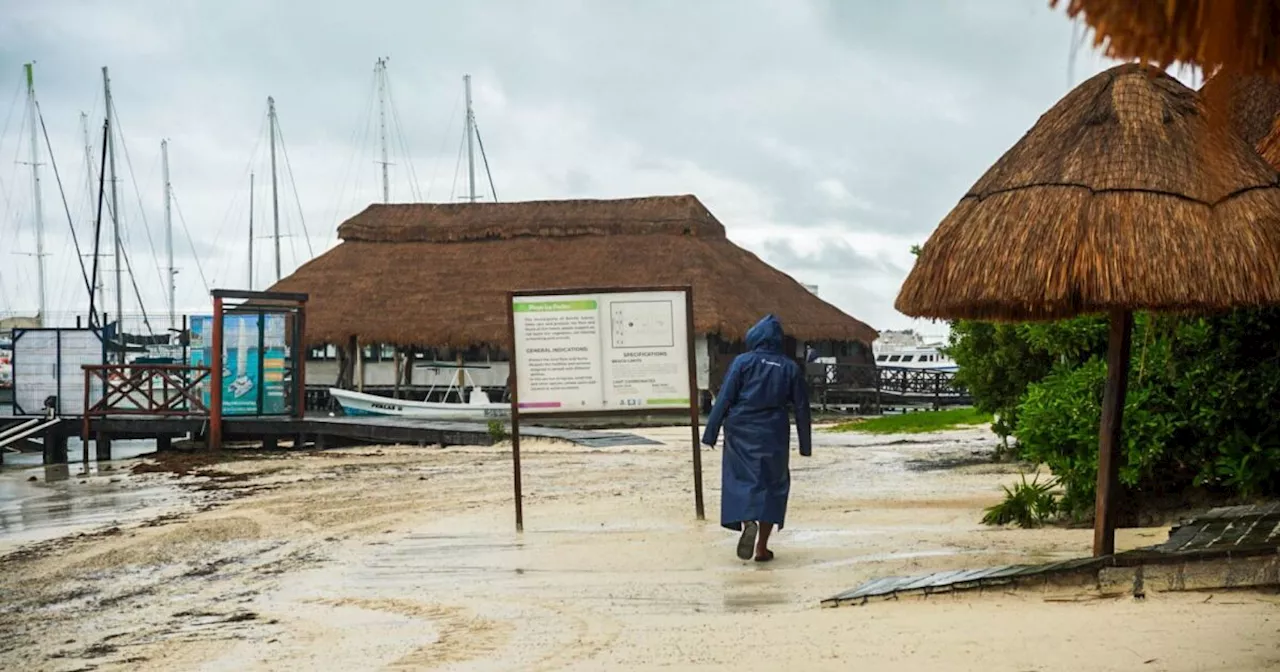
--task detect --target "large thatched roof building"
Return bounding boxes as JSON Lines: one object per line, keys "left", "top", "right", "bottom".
{"left": 270, "top": 195, "right": 876, "bottom": 392}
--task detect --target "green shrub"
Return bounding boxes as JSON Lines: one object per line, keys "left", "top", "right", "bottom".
{"left": 948, "top": 307, "right": 1280, "bottom": 524}
{"left": 487, "top": 419, "right": 508, "bottom": 443}
{"left": 981, "top": 473, "right": 1059, "bottom": 528}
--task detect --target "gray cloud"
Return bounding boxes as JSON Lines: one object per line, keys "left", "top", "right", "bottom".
{"left": 761, "top": 237, "right": 908, "bottom": 277}
{"left": 0, "top": 0, "right": 1185, "bottom": 332}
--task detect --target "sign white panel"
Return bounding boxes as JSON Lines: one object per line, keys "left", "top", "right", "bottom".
{"left": 11, "top": 329, "right": 104, "bottom": 415}
{"left": 58, "top": 330, "right": 105, "bottom": 416}
{"left": 511, "top": 290, "right": 692, "bottom": 413}
{"left": 13, "top": 331, "right": 57, "bottom": 414}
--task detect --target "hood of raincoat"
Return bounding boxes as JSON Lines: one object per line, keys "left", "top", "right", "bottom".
{"left": 745, "top": 314, "right": 784, "bottom": 353}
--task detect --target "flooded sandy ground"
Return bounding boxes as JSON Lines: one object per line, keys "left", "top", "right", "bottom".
{"left": 0, "top": 426, "right": 1276, "bottom": 671}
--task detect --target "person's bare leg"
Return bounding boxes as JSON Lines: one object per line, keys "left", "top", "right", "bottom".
{"left": 755, "top": 522, "right": 774, "bottom": 558}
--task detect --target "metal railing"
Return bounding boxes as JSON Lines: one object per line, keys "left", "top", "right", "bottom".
{"left": 806, "top": 363, "right": 969, "bottom": 411}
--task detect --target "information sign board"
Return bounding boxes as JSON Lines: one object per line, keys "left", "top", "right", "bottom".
{"left": 511, "top": 290, "right": 691, "bottom": 414}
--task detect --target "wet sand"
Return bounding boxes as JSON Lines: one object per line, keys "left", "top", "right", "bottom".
{"left": 0, "top": 426, "right": 1276, "bottom": 671}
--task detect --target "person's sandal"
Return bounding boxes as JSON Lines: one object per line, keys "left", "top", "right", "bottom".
{"left": 736, "top": 521, "right": 758, "bottom": 560}
{"left": 754, "top": 550, "right": 775, "bottom": 563}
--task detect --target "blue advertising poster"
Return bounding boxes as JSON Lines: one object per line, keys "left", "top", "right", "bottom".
{"left": 221, "top": 314, "right": 261, "bottom": 415}
{"left": 189, "top": 315, "right": 213, "bottom": 409}
{"left": 262, "top": 314, "right": 288, "bottom": 414}
{"left": 188, "top": 313, "right": 289, "bottom": 416}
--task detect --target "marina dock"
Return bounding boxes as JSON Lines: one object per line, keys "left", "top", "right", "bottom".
{"left": 0, "top": 413, "right": 658, "bottom": 465}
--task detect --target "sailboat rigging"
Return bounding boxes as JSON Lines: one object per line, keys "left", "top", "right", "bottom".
{"left": 327, "top": 67, "right": 505, "bottom": 418}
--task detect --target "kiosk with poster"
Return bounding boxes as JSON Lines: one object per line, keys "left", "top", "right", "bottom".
{"left": 196, "top": 290, "right": 307, "bottom": 450}
{"left": 189, "top": 312, "right": 290, "bottom": 416}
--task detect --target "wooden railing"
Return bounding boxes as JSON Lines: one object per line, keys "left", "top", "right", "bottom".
{"left": 81, "top": 364, "right": 211, "bottom": 438}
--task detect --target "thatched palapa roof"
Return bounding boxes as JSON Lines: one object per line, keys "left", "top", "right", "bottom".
{"left": 1051, "top": 1, "right": 1280, "bottom": 79}
{"left": 1201, "top": 73, "right": 1280, "bottom": 149}
{"left": 270, "top": 195, "right": 877, "bottom": 347}
{"left": 1050, "top": 1, "right": 1280, "bottom": 166}
{"left": 896, "top": 64, "right": 1280, "bottom": 322}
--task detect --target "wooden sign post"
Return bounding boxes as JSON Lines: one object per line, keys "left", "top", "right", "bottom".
{"left": 506, "top": 285, "right": 703, "bottom": 532}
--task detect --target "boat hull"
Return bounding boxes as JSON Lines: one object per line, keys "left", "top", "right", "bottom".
{"left": 328, "top": 388, "right": 508, "bottom": 420}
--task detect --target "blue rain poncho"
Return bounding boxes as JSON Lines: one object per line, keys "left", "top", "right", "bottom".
{"left": 701, "top": 314, "right": 812, "bottom": 531}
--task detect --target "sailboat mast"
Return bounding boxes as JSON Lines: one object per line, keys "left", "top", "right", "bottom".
{"left": 377, "top": 58, "right": 390, "bottom": 203}
{"left": 103, "top": 66, "right": 122, "bottom": 340}
{"left": 248, "top": 172, "right": 255, "bottom": 290}
{"left": 81, "top": 112, "right": 103, "bottom": 312}
{"left": 464, "top": 74, "right": 477, "bottom": 203}
{"left": 24, "top": 63, "right": 47, "bottom": 326}
{"left": 161, "top": 139, "right": 174, "bottom": 331}
{"left": 268, "top": 96, "right": 281, "bottom": 282}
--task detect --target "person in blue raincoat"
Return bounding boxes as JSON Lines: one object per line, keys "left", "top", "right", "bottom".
{"left": 701, "top": 314, "right": 812, "bottom": 562}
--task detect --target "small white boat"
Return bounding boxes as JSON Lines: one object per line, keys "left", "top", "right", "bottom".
{"left": 329, "top": 386, "right": 509, "bottom": 420}
{"left": 328, "top": 364, "right": 510, "bottom": 420}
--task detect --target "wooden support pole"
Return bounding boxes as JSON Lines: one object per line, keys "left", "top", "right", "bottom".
{"left": 294, "top": 306, "right": 307, "bottom": 419}
{"left": 209, "top": 296, "right": 224, "bottom": 450}
{"left": 157, "top": 435, "right": 172, "bottom": 452}
{"left": 1093, "top": 310, "right": 1133, "bottom": 557}
{"left": 392, "top": 349, "right": 403, "bottom": 400}
{"left": 685, "top": 288, "right": 705, "bottom": 521}
{"left": 43, "top": 425, "right": 67, "bottom": 465}
{"left": 355, "top": 337, "right": 365, "bottom": 392}
{"left": 336, "top": 340, "right": 351, "bottom": 389}
{"left": 455, "top": 350, "right": 465, "bottom": 402}
{"left": 95, "top": 431, "right": 112, "bottom": 462}
{"left": 510, "top": 392, "right": 524, "bottom": 533}
{"left": 506, "top": 293, "right": 524, "bottom": 534}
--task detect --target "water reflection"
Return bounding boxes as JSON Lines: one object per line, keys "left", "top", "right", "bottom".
{"left": 1, "top": 438, "right": 157, "bottom": 471}
{"left": 0, "top": 438, "right": 192, "bottom": 552}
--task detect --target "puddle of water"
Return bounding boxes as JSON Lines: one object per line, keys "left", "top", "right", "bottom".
{"left": 722, "top": 591, "right": 789, "bottom": 612}
{"left": 1, "top": 438, "right": 157, "bottom": 471}
{"left": 808, "top": 547, "right": 989, "bottom": 570}
{"left": 0, "top": 441, "right": 196, "bottom": 554}
{"left": 0, "top": 477, "right": 191, "bottom": 551}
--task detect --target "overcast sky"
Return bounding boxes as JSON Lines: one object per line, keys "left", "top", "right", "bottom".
{"left": 0, "top": 1, "right": 1184, "bottom": 336}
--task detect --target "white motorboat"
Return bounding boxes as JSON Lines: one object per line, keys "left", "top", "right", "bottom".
{"left": 873, "top": 330, "right": 958, "bottom": 372}
{"left": 328, "top": 386, "right": 508, "bottom": 420}
{"left": 328, "top": 365, "right": 508, "bottom": 420}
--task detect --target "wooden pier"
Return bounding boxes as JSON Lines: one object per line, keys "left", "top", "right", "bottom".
{"left": 0, "top": 413, "right": 659, "bottom": 465}
{"left": 806, "top": 363, "right": 970, "bottom": 412}
{"left": 0, "top": 290, "right": 664, "bottom": 466}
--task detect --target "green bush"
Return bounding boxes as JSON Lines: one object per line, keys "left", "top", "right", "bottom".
{"left": 948, "top": 307, "right": 1280, "bottom": 522}
{"left": 944, "top": 321, "right": 1055, "bottom": 452}
{"left": 1015, "top": 355, "right": 1179, "bottom": 517}
{"left": 487, "top": 419, "right": 508, "bottom": 443}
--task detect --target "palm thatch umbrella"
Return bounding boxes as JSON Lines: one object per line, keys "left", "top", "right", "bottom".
{"left": 1201, "top": 73, "right": 1280, "bottom": 149}
{"left": 1051, "top": 0, "right": 1280, "bottom": 176}
{"left": 1261, "top": 120, "right": 1280, "bottom": 169}
{"left": 1051, "top": 0, "right": 1280, "bottom": 79}
{"left": 897, "top": 64, "right": 1280, "bottom": 556}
